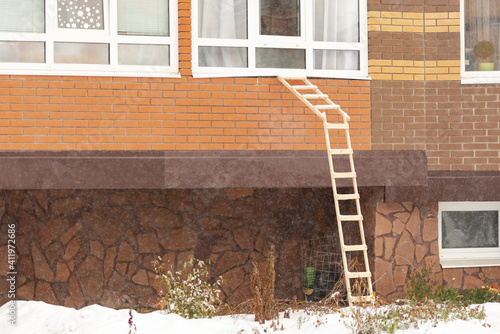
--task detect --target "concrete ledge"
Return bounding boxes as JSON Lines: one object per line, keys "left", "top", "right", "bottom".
{"left": 0, "top": 150, "right": 427, "bottom": 189}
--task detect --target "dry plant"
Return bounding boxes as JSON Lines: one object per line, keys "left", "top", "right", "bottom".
{"left": 251, "top": 245, "right": 278, "bottom": 324}
{"left": 323, "top": 257, "right": 379, "bottom": 308}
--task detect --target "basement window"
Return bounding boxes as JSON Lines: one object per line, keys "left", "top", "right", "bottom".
{"left": 438, "top": 202, "right": 500, "bottom": 268}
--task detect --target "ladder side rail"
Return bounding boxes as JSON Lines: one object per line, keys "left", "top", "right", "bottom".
{"left": 323, "top": 118, "right": 354, "bottom": 306}
{"left": 343, "top": 125, "right": 375, "bottom": 299}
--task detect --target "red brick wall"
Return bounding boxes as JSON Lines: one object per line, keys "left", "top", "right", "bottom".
{"left": 0, "top": 0, "right": 371, "bottom": 152}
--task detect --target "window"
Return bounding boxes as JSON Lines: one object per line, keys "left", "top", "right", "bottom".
{"left": 438, "top": 202, "right": 500, "bottom": 268}
{"left": 192, "top": 0, "right": 368, "bottom": 78}
{"left": 0, "top": 0, "right": 178, "bottom": 77}
{"left": 461, "top": 0, "right": 500, "bottom": 83}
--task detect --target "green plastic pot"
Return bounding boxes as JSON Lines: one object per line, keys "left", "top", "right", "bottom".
{"left": 302, "top": 267, "right": 317, "bottom": 289}
{"left": 478, "top": 62, "right": 495, "bottom": 71}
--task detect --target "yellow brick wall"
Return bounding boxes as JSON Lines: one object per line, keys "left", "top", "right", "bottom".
{"left": 368, "top": 11, "right": 461, "bottom": 81}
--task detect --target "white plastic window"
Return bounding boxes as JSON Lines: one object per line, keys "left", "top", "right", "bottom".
{"left": 192, "top": 0, "right": 368, "bottom": 79}
{"left": 438, "top": 202, "right": 500, "bottom": 268}
{"left": 0, "top": 0, "right": 178, "bottom": 77}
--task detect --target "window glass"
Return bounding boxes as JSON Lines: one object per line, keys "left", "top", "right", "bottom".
{"left": 464, "top": 0, "right": 500, "bottom": 71}
{"left": 260, "top": 0, "right": 300, "bottom": 36}
{"left": 0, "top": 0, "right": 44, "bottom": 33}
{"left": 314, "top": 50, "right": 359, "bottom": 70}
{"left": 118, "top": 0, "right": 169, "bottom": 36}
{"left": 118, "top": 44, "right": 169, "bottom": 66}
{"left": 57, "top": 0, "right": 104, "bottom": 30}
{"left": 198, "top": 0, "right": 247, "bottom": 39}
{"left": 54, "top": 42, "right": 109, "bottom": 64}
{"left": 313, "top": 0, "right": 358, "bottom": 43}
{"left": 0, "top": 41, "right": 44, "bottom": 62}
{"left": 256, "top": 48, "right": 305, "bottom": 68}
{"left": 199, "top": 46, "right": 247, "bottom": 67}
{"left": 442, "top": 211, "right": 499, "bottom": 249}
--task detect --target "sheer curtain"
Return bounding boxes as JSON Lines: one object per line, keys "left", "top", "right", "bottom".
{"left": 198, "top": 0, "right": 247, "bottom": 67}
{"left": 313, "top": 0, "right": 359, "bottom": 70}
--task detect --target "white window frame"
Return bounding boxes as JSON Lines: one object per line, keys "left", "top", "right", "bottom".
{"left": 460, "top": 0, "right": 500, "bottom": 84}
{"left": 191, "top": 0, "right": 368, "bottom": 79}
{"left": 438, "top": 201, "right": 500, "bottom": 268}
{"left": 0, "top": 0, "right": 179, "bottom": 77}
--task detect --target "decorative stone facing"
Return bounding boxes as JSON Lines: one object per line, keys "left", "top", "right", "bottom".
{"left": 0, "top": 188, "right": 349, "bottom": 308}
{"left": 374, "top": 202, "right": 500, "bottom": 300}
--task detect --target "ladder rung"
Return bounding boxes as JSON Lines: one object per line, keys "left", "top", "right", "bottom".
{"left": 343, "top": 245, "right": 367, "bottom": 252}
{"left": 302, "top": 94, "right": 328, "bottom": 99}
{"left": 339, "top": 214, "right": 363, "bottom": 221}
{"left": 350, "top": 295, "right": 375, "bottom": 303}
{"left": 332, "top": 172, "right": 356, "bottom": 179}
{"left": 337, "top": 194, "right": 360, "bottom": 200}
{"left": 292, "top": 85, "right": 317, "bottom": 90}
{"left": 280, "top": 77, "right": 306, "bottom": 81}
{"left": 329, "top": 148, "right": 353, "bottom": 155}
{"left": 325, "top": 123, "right": 349, "bottom": 130}
{"left": 315, "top": 104, "right": 340, "bottom": 110}
{"left": 346, "top": 271, "right": 372, "bottom": 279}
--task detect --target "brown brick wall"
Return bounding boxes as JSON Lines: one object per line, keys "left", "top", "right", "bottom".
{"left": 371, "top": 81, "right": 426, "bottom": 151}
{"left": 369, "top": 1, "right": 500, "bottom": 171}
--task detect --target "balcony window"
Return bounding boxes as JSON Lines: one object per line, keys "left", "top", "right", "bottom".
{"left": 0, "top": 0, "right": 178, "bottom": 77}
{"left": 193, "top": 0, "right": 367, "bottom": 79}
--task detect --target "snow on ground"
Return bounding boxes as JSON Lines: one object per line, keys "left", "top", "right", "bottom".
{"left": 1, "top": 300, "right": 500, "bottom": 334}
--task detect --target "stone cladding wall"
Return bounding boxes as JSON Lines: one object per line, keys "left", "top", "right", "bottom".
{"left": 0, "top": 187, "right": 376, "bottom": 308}
{"left": 374, "top": 201, "right": 500, "bottom": 300}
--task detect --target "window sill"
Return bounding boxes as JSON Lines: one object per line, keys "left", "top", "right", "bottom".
{"left": 0, "top": 67, "right": 181, "bottom": 78}
{"left": 461, "top": 72, "right": 500, "bottom": 84}
{"left": 439, "top": 251, "right": 500, "bottom": 268}
{"left": 192, "top": 68, "right": 371, "bottom": 80}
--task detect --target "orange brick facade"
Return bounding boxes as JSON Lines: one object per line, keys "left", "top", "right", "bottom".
{"left": 0, "top": 0, "right": 371, "bottom": 152}
{"left": 0, "top": 76, "right": 371, "bottom": 151}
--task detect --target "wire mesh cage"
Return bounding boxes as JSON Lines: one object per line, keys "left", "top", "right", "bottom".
{"left": 301, "top": 234, "right": 351, "bottom": 301}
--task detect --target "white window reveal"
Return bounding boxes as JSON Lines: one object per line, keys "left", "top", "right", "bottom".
{"left": 192, "top": 0, "right": 368, "bottom": 79}
{"left": 438, "top": 202, "right": 500, "bottom": 268}
{"left": 461, "top": 0, "right": 500, "bottom": 83}
{"left": 0, "top": 0, "right": 178, "bottom": 77}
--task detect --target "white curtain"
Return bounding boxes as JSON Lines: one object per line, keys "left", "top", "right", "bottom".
{"left": 313, "top": 0, "right": 359, "bottom": 70}
{"left": 0, "top": 0, "right": 44, "bottom": 33}
{"left": 198, "top": 0, "right": 247, "bottom": 67}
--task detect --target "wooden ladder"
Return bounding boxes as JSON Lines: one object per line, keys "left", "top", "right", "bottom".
{"left": 278, "top": 76, "right": 374, "bottom": 308}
